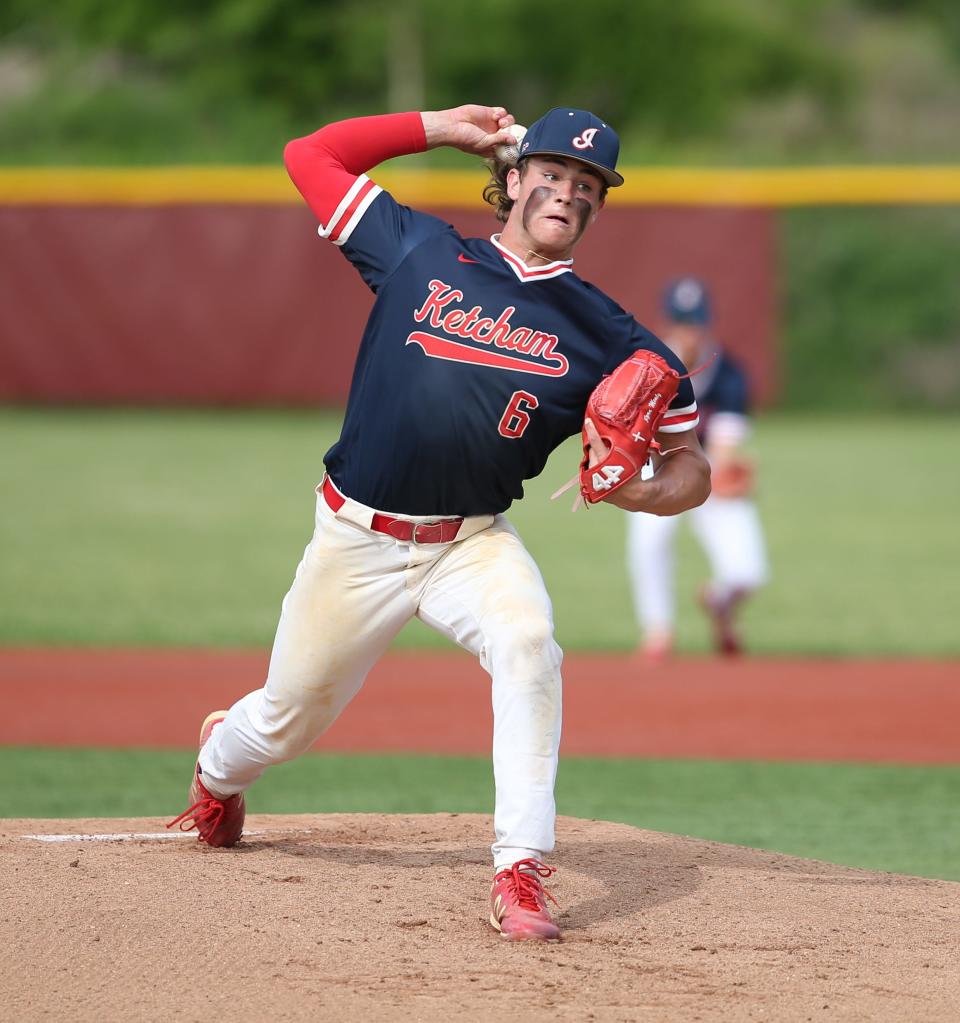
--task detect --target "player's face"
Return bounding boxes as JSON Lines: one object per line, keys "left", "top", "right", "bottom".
{"left": 506, "top": 157, "right": 604, "bottom": 259}
{"left": 663, "top": 324, "right": 707, "bottom": 367}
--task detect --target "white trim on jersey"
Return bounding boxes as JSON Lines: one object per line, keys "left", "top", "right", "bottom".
{"left": 490, "top": 234, "right": 574, "bottom": 283}
{"left": 707, "top": 411, "right": 751, "bottom": 445}
{"left": 332, "top": 183, "right": 382, "bottom": 247}
{"left": 317, "top": 176, "right": 368, "bottom": 238}
{"left": 316, "top": 174, "right": 383, "bottom": 246}
{"left": 659, "top": 400, "right": 700, "bottom": 433}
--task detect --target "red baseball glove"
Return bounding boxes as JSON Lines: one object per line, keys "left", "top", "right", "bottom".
{"left": 553, "top": 349, "right": 685, "bottom": 509}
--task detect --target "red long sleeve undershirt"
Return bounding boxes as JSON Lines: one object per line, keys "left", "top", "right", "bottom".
{"left": 283, "top": 112, "right": 427, "bottom": 226}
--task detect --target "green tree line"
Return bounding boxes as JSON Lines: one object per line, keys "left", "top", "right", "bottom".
{"left": 1, "top": 0, "right": 959, "bottom": 164}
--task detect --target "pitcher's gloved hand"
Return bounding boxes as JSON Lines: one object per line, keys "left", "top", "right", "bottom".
{"left": 577, "top": 349, "right": 683, "bottom": 504}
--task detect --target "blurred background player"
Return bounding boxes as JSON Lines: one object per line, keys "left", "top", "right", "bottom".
{"left": 626, "top": 277, "right": 769, "bottom": 658}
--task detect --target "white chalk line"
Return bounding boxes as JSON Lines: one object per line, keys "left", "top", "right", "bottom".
{"left": 20, "top": 830, "right": 262, "bottom": 843}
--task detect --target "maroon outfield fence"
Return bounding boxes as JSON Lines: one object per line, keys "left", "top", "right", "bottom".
{"left": 0, "top": 169, "right": 779, "bottom": 406}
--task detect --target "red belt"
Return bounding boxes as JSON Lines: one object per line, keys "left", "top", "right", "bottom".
{"left": 322, "top": 476, "right": 464, "bottom": 544}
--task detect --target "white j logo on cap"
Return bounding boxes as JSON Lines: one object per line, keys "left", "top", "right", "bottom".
{"left": 572, "top": 128, "right": 598, "bottom": 150}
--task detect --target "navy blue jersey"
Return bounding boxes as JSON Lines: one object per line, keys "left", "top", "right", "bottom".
{"left": 692, "top": 351, "right": 750, "bottom": 445}
{"left": 322, "top": 177, "right": 699, "bottom": 516}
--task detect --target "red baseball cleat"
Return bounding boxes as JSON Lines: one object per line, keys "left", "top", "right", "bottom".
{"left": 489, "top": 858, "right": 560, "bottom": 941}
{"left": 698, "top": 585, "right": 745, "bottom": 657}
{"left": 640, "top": 628, "right": 674, "bottom": 663}
{"left": 166, "top": 711, "right": 245, "bottom": 848}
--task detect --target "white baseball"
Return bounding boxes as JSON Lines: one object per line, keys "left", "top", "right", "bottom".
{"left": 493, "top": 124, "right": 527, "bottom": 165}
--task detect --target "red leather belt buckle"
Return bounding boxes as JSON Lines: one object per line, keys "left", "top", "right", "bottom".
{"left": 378, "top": 516, "right": 463, "bottom": 544}
{"left": 412, "top": 519, "right": 463, "bottom": 544}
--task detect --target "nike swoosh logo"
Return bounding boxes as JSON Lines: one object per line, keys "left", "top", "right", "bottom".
{"left": 458, "top": 253, "right": 480, "bottom": 264}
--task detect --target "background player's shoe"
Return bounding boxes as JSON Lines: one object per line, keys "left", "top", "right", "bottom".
{"left": 698, "top": 585, "right": 746, "bottom": 657}
{"left": 640, "top": 628, "right": 674, "bottom": 663}
{"left": 489, "top": 859, "right": 560, "bottom": 940}
{"left": 166, "top": 711, "right": 245, "bottom": 847}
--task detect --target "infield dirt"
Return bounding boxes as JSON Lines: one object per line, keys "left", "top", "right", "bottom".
{"left": 3, "top": 812, "right": 958, "bottom": 1022}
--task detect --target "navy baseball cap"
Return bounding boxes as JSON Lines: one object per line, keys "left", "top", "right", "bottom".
{"left": 663, "top": 277, "right": 711, "bottom": 324}
{"left": 518, "top": 108, "right": 624, "bottom": 188}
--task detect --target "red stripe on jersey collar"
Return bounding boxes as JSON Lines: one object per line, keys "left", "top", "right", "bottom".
{"left": 490, "top": 235, "right": 574, "bottom": 281}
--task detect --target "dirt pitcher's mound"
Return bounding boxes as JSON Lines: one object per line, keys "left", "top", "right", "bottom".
{"left": 3, "top": 814, "right": 958, "bottom": 1022}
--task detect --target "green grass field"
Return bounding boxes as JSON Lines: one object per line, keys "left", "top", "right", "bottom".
{"left": 2, "top": 407, "right": 958, "bottom": 881}
{"left": 3, "top": 747, "right": 959, "bottom": 882}
{"left": 1, "top": 407, "right": 958, "bottom": 654}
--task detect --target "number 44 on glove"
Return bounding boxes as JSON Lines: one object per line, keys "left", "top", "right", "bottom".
{"left": 552, "top": 348, "right": 707, "bottom": 511}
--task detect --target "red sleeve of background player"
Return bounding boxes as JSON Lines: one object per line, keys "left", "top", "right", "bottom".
{"left": 283, "top": 113, "right": 427, "bottom": 228}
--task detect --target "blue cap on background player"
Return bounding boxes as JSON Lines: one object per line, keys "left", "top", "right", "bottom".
{"left": 518, "top": 108, "right": 624, "bottom": 188}
{"left": 663, "top": 277, "right": 712, "bottom": 324}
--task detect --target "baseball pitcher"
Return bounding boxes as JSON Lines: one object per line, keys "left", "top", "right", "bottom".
{"left": 168, "top": 105, "right": 711, "bottom": 940}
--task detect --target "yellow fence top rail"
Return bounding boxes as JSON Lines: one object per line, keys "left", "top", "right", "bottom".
{"left": 2, "top": 165, "right": 960, "bottom": 206}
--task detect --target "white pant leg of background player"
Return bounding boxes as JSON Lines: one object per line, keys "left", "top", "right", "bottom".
{"left": 626, "top": 510, "right": 683, "bottom": 636}
{"left": 199, "top": 495, "right": 418, "bottom": 794}
{"left": 415, "top": 517, "right": 563, "bottom": 870}
{"left": 688, "top": 496, "right": 770, "bottom": 599}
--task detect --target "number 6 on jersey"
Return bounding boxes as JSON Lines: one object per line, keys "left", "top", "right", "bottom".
{"left": 498, "top": 390, "right": 540, "bottom": 439}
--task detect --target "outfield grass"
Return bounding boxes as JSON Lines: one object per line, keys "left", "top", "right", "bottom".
{"left": 1, "top": 407, "right": 958, "bottom": 654}
{"left": 3, "top": 747, "right": 958, "bottom": 882}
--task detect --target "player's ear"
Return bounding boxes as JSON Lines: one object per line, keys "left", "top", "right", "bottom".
{"left": 506, "top": 166, "right": 522, "bottom": 201}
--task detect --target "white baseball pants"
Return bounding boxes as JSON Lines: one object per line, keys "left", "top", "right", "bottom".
{"left": 198, "top": 483, "right": 563, "bottom": 870}
{"left": 627, "top": 496, "right": 769, "bottom": 634}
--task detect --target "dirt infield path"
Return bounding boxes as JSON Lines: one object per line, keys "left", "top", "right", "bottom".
{"left": 3, "top": 813, "right": 958, "bottom": 1022}
{"left": 2, "top": 648, "right": 959, "bottom": 762}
